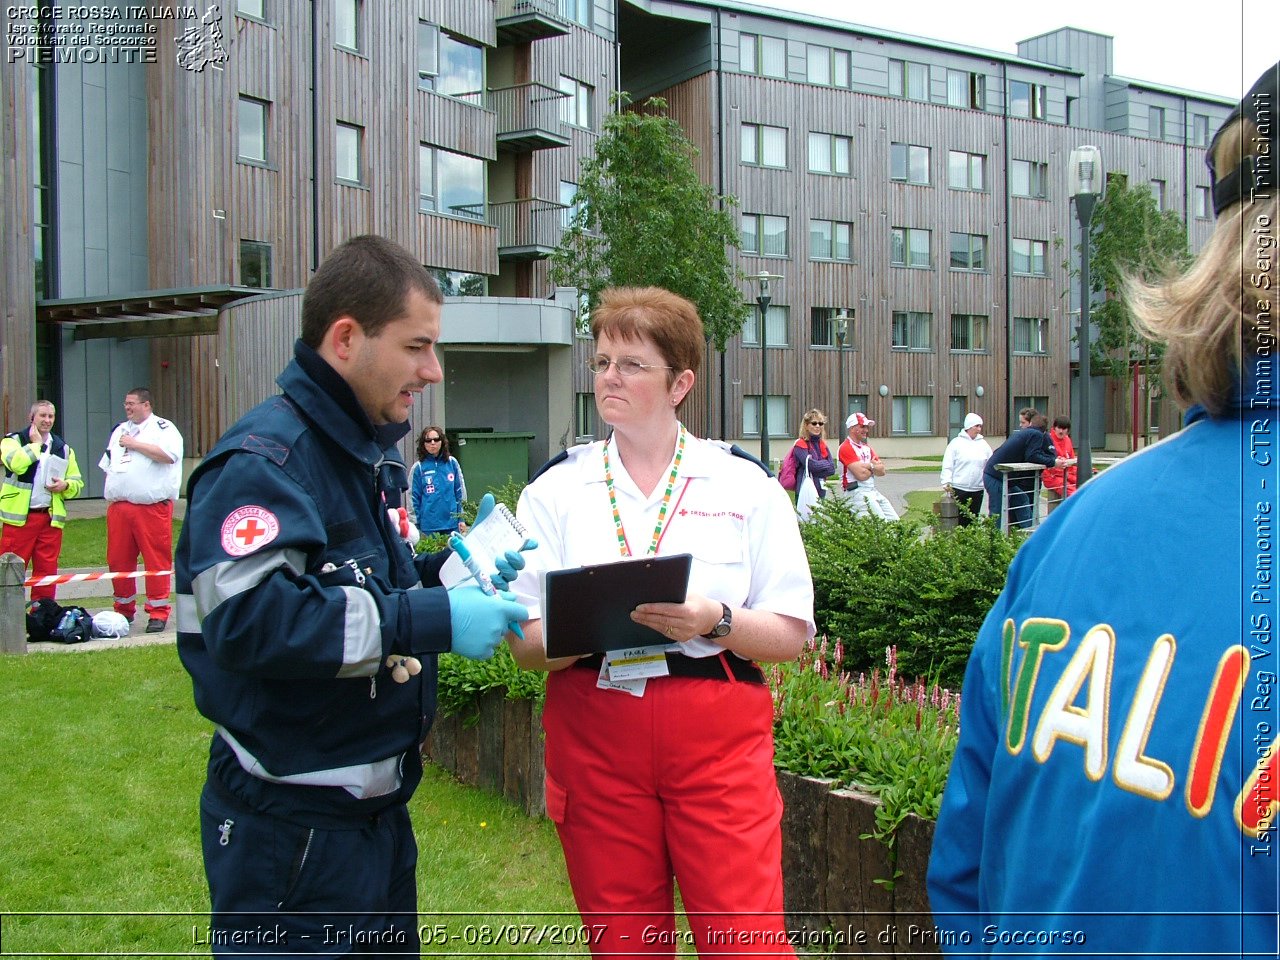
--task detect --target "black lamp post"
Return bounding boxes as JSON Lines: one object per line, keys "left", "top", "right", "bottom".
{"left": 747, "top": 271, "right": 784, "bottom": 467}
{"left": 835, "top": 311, "right": 850, "bottom": 423}
{"left": 1069, "top": 145, "right": 1104, "bottom": 484}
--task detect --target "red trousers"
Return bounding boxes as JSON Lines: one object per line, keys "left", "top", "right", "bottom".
{"left": 0, "top": 510, "right": 63, "bottom": 601}
{"left": 106, "top": 499, "right": 173, "bottom": 621}
{"left": 543, "top": 666, "right": 795, "bottom": 959}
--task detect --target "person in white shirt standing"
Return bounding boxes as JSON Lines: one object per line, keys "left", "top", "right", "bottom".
{"left": 939, "top": 412, "right": 992, "bottom": 526}
{"left": 837, "top": 412, "right": 899, "bottom": 520}
{"left": 99, "top": 387, "right": 184, "bottom": 633}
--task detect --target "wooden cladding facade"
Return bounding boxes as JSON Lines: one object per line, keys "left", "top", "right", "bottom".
{"left": 0, "top": 59, "right": 38, "bottom": 426}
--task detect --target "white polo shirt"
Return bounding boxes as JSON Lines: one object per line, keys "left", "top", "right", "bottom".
{"left": 514, "top": 431, "right": 816, "bottom": 659}
{"left": 99, "top": 414, "right": 184, "bottom": 504}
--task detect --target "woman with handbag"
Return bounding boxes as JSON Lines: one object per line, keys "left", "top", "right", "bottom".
{"left": 782, "top": 409, "right": 835, "bottom": 506}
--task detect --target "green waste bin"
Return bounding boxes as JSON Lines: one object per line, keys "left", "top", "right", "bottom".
{"left": 454, "top": 432, "right": 534, "bottom": 499}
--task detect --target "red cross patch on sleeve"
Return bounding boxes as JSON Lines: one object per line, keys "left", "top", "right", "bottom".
{"left": 220, "top": 505, "right": 281, "bottom": 557}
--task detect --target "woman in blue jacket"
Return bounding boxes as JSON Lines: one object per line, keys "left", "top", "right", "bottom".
{"left": 410, "top": 425, "right": 467, "bottom": 535}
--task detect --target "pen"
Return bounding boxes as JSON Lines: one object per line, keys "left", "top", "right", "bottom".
{"left": 448, "top": 533, "right": 524, "bottom": 640}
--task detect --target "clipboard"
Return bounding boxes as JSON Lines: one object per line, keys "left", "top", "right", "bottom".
{"left": 542, "top": 553, "right": 693, "bottom": 659}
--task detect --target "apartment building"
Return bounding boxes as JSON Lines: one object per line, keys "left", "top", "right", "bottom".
{"left": 0, "top": 0, "right": 1235, "bottom": 494}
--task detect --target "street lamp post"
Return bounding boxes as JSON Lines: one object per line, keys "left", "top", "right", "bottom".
{"left": 1069, "top": 145, "right": 1104, "bottom": 484}
{"left": 747, "top": 271, "right": 784, "bottom": 468}
{"left": 834, "top": 311, "right": 850, "bottom": 423}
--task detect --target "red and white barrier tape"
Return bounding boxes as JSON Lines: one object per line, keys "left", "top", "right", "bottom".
{"left": 23, "top": 569, "right": 174, "bottom": 588}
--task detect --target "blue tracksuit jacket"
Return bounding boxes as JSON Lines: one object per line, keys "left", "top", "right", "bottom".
{"left": 928, "top": 362, "right": 1280, "bottom": 957}
{"left": 176, "top": 342, "right": 454, "bottom": 823}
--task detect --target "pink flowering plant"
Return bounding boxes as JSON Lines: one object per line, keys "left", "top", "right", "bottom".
{"left": 770, "top": 637, "right": 960, "bottom": 840}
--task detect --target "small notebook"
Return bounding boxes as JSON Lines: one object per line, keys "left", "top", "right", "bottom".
{"left": 439, "top": 502, "right": 530, "bottom": 590}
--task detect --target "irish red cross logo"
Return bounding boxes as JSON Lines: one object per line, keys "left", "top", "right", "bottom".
{"left": 220, "top": 506, "right": 280, "bottom": 557}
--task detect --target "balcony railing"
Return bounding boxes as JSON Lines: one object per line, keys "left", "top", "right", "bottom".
{"left": 491, "top": 198, "right": 568, "bottom": 260}
{"left": 491, "top": 83, "right": 571, "bottom": 153}
{"left": 495, "top": 0, "right": 571, "bottom": 44}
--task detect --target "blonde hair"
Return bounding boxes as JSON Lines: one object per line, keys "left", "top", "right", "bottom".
{"left": 1126, "top": 117, "right": 1276, "bottom": 415}
{"left": 798, "top": 408, "right": 827, "bottom": 439}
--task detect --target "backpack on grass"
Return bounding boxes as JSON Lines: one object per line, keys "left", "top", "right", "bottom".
{"left": 49, "top": 605, "right": 93, "bottom": 644}
{"left": 26, "top": 598, "right": 65, "bottom": 642}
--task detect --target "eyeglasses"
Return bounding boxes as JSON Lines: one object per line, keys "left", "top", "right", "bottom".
{"left": 586, "top": 355, "right": 673, "bottom": 377}
{"left": 424, "top": 436, "right": 442, "bottom": 443}
{"left": 807, "top": 420, "right": 826, "bottom": 426}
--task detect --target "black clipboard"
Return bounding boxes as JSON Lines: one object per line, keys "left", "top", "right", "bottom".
{"left": 542, "top": 553, "right": 693, "bottom": 658}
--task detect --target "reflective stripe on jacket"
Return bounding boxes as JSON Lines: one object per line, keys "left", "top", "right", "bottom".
{"left": 0, "top": 432, "right": 83, "bottom": 528}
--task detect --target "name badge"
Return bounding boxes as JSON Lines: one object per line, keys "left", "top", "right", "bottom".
{"left": 594, "top": 658, "right": 647, "bottom": 697}
{"left": 604, "top": 644, "right": 670, "bottom": 682}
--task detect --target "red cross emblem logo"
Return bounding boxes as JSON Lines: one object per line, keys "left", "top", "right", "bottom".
{"left": 220, "top": 506, "right": 280, "bottom": 557}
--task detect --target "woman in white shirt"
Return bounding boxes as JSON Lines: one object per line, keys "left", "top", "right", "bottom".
{"left": 939, "top": 412, "right": 992, "bottom": 525}
{"left": 509, "top": 286, "right": 815, "bottom": 958}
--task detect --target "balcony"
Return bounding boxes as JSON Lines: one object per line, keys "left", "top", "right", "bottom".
{"left": 492, "top": 83, "right": 571, "bottom": 153}
{"left": 496, "top": 0, "right": 571, "bottom": 45}
{"left": 492, "top": 198, "right": 568, "bottom": 260}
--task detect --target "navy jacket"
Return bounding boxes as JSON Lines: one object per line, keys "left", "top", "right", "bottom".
{"left": 983, "top": 426, "right": 1056, "bottom": 483}
{"left": 176, "top": 342, "right": 454, "bottom": 823}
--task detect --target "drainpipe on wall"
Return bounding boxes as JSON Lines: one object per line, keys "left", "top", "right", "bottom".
{"left": 1001, "top": 60, "right": 1014, "bottom": 435}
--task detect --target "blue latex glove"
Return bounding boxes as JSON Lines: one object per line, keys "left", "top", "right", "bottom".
{"left": 448, "top": 583, "right": 529, "bottom": 661}
{"left": 470, "top": 493, "right": 538, "bottom": 592}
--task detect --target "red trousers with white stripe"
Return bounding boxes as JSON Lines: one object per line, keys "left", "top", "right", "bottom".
{"left": 1, "top": 510, "right": 63, "bottom": 601}
{"left": 542, "top": 665, "right": 795, "bottom": 958}
{"left": 106, "top": 499, "right": 173, "bottom": 621}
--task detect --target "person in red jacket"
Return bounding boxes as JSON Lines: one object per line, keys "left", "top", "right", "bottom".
{"left": 1041, "top": 416, "right": 1078, "bottom": 513}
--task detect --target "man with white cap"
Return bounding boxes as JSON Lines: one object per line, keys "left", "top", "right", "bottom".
{"left": 939, "top": 412, "right": 991, "bottom": 526}
{"left": 837, "top": 411, "right": 898, "bottom": 520}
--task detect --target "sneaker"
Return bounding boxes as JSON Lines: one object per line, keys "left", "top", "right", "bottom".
{"left": 145, "top": 618, "right": 166, "bottom": 634}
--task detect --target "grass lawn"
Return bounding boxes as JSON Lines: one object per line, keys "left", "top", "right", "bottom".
{"left": 0, "top": 644, "right": 592, "bottom": 956}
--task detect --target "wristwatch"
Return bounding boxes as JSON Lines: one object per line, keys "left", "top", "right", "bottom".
{"left": 701, "top": 602, "right": 733, "bottom": 640}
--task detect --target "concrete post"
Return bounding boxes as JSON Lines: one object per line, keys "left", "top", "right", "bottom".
{"left": 0, "top": 552, "right": 28, "bottom": 655}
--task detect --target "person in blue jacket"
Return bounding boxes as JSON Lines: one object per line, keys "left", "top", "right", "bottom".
{"left": 410, "top": 424, "right": 467, "bottom": 535}
{"left": 175, "top": 235, "right": 530, "bottom": 954}
{"left": 927, "top": 62, "right": 1280, "bottom": 958}
{"left": 981, "top": 409, "right": 1064, "bottom": 529}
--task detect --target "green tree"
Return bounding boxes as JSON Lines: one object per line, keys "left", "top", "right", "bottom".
{"left": 1081, "top": 177, "right": 1191, "bottom": 442}
{"left": 549, "top": 94, "right": 747, "bottom": 350}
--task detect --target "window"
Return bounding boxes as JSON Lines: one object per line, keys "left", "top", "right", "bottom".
{"left": 1148, "top": 105, "right": 1166, "bottom": 140}
{"left": 742, "top": 213, "right": 789, "bottom": 257}
{"left": 1195, "top": 185, "right": 1211, "bottom": 219}
{"left": 891, "top": 227, "right": 931, "bottom": 268}
{"left": 889, "top": 59, "right": 929, "bottom": 101}
{"left": 950, "top": 313, "right": 989, "bottom": 352}
{"left": 740, "top": 33, "right": 786, "bottom": 79}
{"left": 237, "top": 96, "right": 267, "bottom": 163}
{"left": 335, "top": 122, "right": 362, "bottom": 183}
{"left": 808, "top": 132, "right": 851, "bottom": 175}
{"left": 1011, "top": 238, "right": 1047, "bottom": 276}
{"left": 560, "top": 180, "right": 582, "bottom": 229}
{"left": 1192, "top": 113, "right": 1211, "bottom": 147}
{"left": 949, "top": 232, "right": 987, "bottom": 271}
{"left": 741, "top": 123, "right": 787, "bottom": 168}
{"left": 1013, "top": 317, "right": 1049, "bottom": 355}
{"left": 1014, "top": 395, "right": 1049, "bottom": 416}
{"left": 742, "top": 304, "right": 790, "bottom": 346}
{"left": 806, "top": 45, "right": 850, "bottom": 87}
{"left": 948, "top": 150, "right": 985, "bottom": 191}
{"left": 560, "top": 0, "right": 590, "bottom": 26}
{"left": 946, "top": 69, "right": 985, "bottom": 109}
{"left": 890, "top": 142, "right": 930, "bottom": 184}
{"left": 237, "top": 0, "right": 265, "bottom": 19}
{"left": 1011, "top": 159, "right": 1048, "bottom": 198}
{"left": 419, "top": 145, "right": 485, "bottom": 220}
{"left": 892, "top": 396, "right": 933, "bottom": 435}
{"left": 558, "top": 76, "right": 593, "bottom": 128}
{"left": 846, "top": 395, "right": 868, "bottom": 419}
{"left": 430, "top": 268, "right": 486, "bottom": 296}
{"left": 948, "top": 397, "right": 966, "bottom": 435}
{"left": 239, "top": 240, "right": 272, "bottom": 288}
{"left": 743, "top": 396, "right": 790, "bottom": 438}
{"left": 417, "top": 24, "right": 484, "bottom": 104}
{"left": 334, "top": 0, "right": 360, "bottom": 51}
{"left": 1009, "top": 80, "right": 1045, "bottom": 119}
{"left": 810, "top": 307, "right": 854, "bottom": 348}
{"left": 810, "top": 219, "right": 853, "bottom": 262}
{"left": 575, "top": 393, "right": 599, "bottom": 440}
{"left": 891, "top": 311, "right": 932, "bottom": 350}
{"left": 1149, "top": 179, "right": 1166, "bottom": 212}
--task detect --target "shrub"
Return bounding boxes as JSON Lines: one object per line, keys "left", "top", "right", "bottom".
{"left": 436, "top": 647, "right": 546, "bottom": 724}
{"left": 800, "top": 496, "right": 1021, "bottom": 687}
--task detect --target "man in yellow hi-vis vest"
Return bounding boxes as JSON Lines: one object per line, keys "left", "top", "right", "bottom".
{"left": 0, "top": 401, "right": 83, "bottom": 601}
